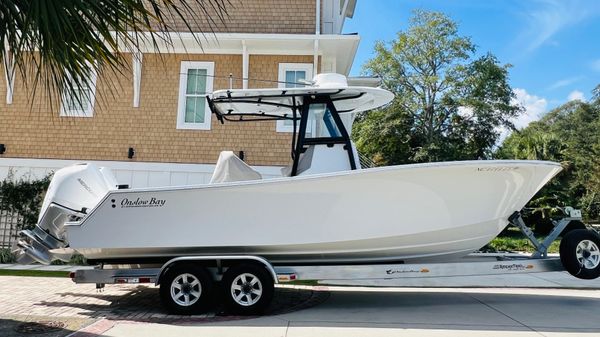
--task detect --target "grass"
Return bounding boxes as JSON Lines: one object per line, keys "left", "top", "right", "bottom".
{"left": 485, "top": 236, "right": 560, "bottom": 253}
{"left": 286, "top": 279, "right": 319, "bottom": 286}
{"left": 0, "top": 269, "right": 69, "bottom": 277}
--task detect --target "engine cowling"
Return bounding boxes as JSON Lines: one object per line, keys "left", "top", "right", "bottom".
{"left": 13, "top": 163, "right": 118, "bottom": 264}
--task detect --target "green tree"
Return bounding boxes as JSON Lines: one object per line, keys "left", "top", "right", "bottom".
{"left": 498, "top": 99, "right": 600, "bottom": 220}
{"left": 354, "top": 10, "right": 521, "bottom": 164}
{"left": 0, "top": 0, "right": 230, "bottom": 103}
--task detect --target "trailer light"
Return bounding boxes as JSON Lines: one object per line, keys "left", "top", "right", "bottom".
{"left": 139, "top": 277, "right": 151, "bottom": 283}
{"left": 115, "top": 278, "right": 127, "bottom": 284}
{"left": 277, "top": 274, "right": 297, "bottom": 282}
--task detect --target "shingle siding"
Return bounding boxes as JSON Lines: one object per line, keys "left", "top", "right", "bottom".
{"left": 0, "top": 54, "right": 316, "bottom": 167}
{"left": 166, "top": 0, "right": 316, "bottom": 34}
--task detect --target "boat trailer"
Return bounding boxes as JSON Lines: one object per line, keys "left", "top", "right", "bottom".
{"left": 70, "top": 209, "right": 600, "bottom": 315}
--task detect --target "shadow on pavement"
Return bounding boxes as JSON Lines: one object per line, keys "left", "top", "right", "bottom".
{"left": 0, "top": 317, "right": 93, "bottom": 337}
{"left": 8, "top": 287, "right": 600, "bottom": 334}
{"left": 35, "top": 286, "right": 327, "bottom": 322}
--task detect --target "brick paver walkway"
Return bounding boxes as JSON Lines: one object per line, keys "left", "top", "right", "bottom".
{"left": 0, "top": 276, "right": 328, "bottom": 321}
{"left": 0, "top": 276, "right": 164, "bottom": 320}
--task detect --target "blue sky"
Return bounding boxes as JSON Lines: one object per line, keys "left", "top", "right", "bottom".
{"left": 343, "top": 0, "right": 600, "bottom": 128}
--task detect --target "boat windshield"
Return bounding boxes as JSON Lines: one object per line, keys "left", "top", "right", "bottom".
{"left": 306, "top": 104, "right": 341, "bottom": 138}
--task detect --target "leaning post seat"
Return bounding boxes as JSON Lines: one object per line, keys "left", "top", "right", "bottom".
{"left": 209, "top": 151, "right": 262, "bottom": 184}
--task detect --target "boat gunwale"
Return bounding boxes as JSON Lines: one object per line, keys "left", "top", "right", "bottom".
{"left": 106, "top": 159, "right": 563, "bottom": 194}
{"left": 68, "top": 159, "right": 562, "bottom": 229}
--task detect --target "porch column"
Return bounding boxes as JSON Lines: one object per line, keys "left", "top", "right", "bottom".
{"left": 242, "top": 40, "right": 249, "bottom": 89}
{"left": 3, "top": 43, "right": 15, "bottom": 105}
{"left": 132, "top": 51, "right": 143, "bottom": 107}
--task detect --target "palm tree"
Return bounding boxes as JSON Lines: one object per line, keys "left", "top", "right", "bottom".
{"left": 0, "top": 0, "right": 230, "bottom": 105}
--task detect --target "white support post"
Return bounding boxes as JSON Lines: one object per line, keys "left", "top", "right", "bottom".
{"left": 316, "top": 0, "right": 321, "bottom": 35}
{"left": 132, "top": 51, "right": 143, "bottom": 108}
{"left": 314, "top": 0, "right": 321, "bottom": 78}
{"left": 242, "top": 40, "right": 249, "bottom": 89}
{"left": 339, "top": 0, "right": 350, "bottom": 32}
{"left": 3, "top": 43, "right": 15, "bottom": 105}
{"left": 313, "top": 39, "right": 319, "bottom": 78}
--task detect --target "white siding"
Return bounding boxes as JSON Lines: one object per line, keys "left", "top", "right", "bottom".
{"left": 0, "top": 158, "right": 283, "bottom": 188}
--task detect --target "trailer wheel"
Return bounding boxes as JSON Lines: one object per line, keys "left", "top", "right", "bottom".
{"left": 221, "top": 263, "right": 274, "bottom": 315}
{"left": 560, "top": 229, "right": 600, "bottom": 279}
{"left": 160, "top": 264, "right": 213, "bottom": 314}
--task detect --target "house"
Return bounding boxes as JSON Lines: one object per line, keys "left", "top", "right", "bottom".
{"left": 0, "top": 0, "right": 360, "bottom": 188}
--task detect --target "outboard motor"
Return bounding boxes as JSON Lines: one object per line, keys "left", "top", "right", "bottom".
{"left": 12, "top": 163, "right": 118, "bottom": 264}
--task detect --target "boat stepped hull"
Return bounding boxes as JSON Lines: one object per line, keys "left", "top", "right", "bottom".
{"left": 66, "top": 160, "right": 561, "bottom": 264}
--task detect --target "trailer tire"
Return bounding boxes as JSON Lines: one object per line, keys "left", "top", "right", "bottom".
{"left": 560, "top": 229, "right": 600, "bottom": 279}
{"left": 160, "top": 264, "right": 213, "bottom": 314}
{"left": 221, "top": 263, "right": 274, "bottom": 315}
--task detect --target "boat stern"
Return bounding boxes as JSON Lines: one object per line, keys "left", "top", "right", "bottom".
{"left": 12, "top": 163, "right": 118, "bottom": 264}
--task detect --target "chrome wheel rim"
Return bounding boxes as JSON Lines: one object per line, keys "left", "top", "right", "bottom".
{"left": 576, "top": 240, "right": 600, "bottom": 270}
{"left": 170, "top": 273, "right": 202, "bottom": 306}
{"left": 230, "top": 273, "right": 262, "bottom": 307}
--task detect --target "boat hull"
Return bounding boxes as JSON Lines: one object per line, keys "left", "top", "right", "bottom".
{"left": 66, "top": 160, "right": 562, "bottom": 264}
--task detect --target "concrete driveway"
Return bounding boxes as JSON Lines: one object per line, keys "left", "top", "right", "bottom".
{"left": 99, "top": 287, "right": 600, "bottom": 337}
{"left": 1, "top": 274, "right": 600, "bottom": 336}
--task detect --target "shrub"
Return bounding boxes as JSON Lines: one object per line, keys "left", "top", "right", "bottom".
{"left": 50, "top": 254, "right": 88, "bottom": 266}
{"left": 0, "top": 248, "right": 16, "bottom": 264}
{"left": 0, "top": 173, "right": 51, "bottom": 231}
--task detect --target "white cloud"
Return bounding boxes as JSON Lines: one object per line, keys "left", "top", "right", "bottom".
{"left": 498, "top": 88, "right": 548, "bottom": 144}
{"left": 591, "top": 59, "right": 600, "bottom": 72}
{"left": 547, "top": 76, "right": 582, "bottom": 90}
{"left": 567, "top": 90, "right": 585, "bottom": 101}
{"left": 517, "top": 0, "right": 600, "bottom": 53}
{"left": 511, "top": 88, "right": 548, "bottom": 129}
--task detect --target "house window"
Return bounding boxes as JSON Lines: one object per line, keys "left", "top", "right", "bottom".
{"left": 60, "top": 70, "right": 97, "bottom": 117}
{"left": 177, "top": 61, "right": 214, "bottom": 130}
{"left": 276, "top": 63, "right": 314, "bottom": 133}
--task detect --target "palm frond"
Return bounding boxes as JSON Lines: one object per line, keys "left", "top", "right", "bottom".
{"left": 0, "top": 0, "right": 233, "bottom": 110}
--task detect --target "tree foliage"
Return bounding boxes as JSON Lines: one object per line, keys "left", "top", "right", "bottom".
{"left": 354, "top": 10, "right": 522, "bottom": 164}
{"left": 0, "top": 0, "right": 230, "bottom": 105}
{"left": 497, "top": 98, "right": 600, "bottom": 219}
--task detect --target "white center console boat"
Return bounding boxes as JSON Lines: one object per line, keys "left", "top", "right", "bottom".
{"left": 12, "top": 73, "right": 600, "bottom": 315}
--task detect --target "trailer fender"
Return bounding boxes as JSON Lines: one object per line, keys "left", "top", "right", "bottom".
{"left": 155, "top": 255, "right": 278, "bottom": 285}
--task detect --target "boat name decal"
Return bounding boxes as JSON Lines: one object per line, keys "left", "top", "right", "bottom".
{"left": 386, "top": 268, "right": 429, "bottom": 275}
{"left": 113, "top": 197, "right": 167, "bottom": 208}
{"left": 477, "top": 167, "right": 518, "bottom": 172}
{"left": 492, "top": 263, "right": 534, "bottom": 271}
